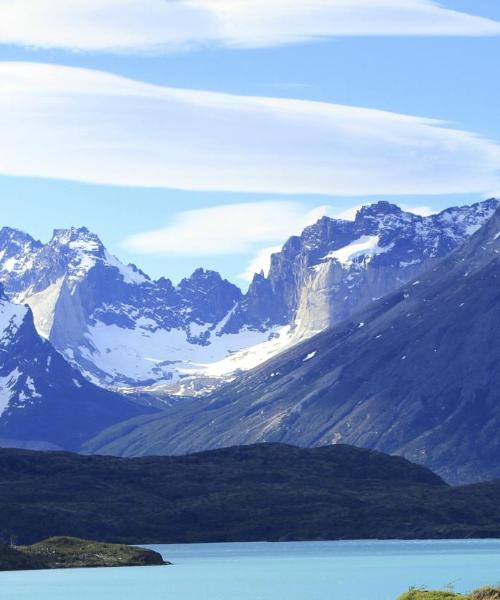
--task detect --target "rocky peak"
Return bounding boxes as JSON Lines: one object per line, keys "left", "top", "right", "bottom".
{"left": 356, "top": 201, "right": 403, "bottom": 219}
{"left": 225, "top": 198, "right": 500, "bottom": 338}
{"left": 0, "top": 226, "right": 40, "bottom": 247}
{"left": 49, "top": 227, "right": 105, "bottom": 257}
{"left": 0, "top": 228, "right": 42, "bottom": 266}
{"left": 180, "top": 267, "right": 221, "bottom": 286}
{"left": 178, "top": 268, "right": 242, "bottom": 324}
{"left": 432, "top": 198, "right": 499, "bottom": 235}
{"left": 178, "top": 269, "right": 240, "bottom": 296}
{"left": 455, "top": 204, "right": 500, "bottom": 265}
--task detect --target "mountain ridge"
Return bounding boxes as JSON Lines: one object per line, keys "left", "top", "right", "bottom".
{"left": 0, "top": 199, "right": 497, "bottom": 395}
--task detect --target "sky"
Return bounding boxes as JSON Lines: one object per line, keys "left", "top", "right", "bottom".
{"left": 0, "top": 0, "right": 499, "bottom": 286}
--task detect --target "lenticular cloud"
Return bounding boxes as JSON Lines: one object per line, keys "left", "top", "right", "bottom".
{"left": 0, "top": 61, "right": 499, "bottom": 195}
{"left": 0, "top": 0, "right": 499, "bottom": 52}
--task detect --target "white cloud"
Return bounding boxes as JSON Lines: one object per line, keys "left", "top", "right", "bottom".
{"left": 125, "top": 200, "right": 332, "bottom": 282}
{"left": 332, "top": 205, "right": 364, "bottom": 220}
{"left": 123, "top": 201, "right": 330, "bottom": 257}
{"left": 124, "top": 200, "right": 447, "bottom": 282}
{"left": 1, "top": 62, "right": 500, "bottom": 196}
{"left": 0, "top": 0, "right": 499, "bottom": 52}
{"left": 400, "top": 204, "right": 437, "bottom": 216}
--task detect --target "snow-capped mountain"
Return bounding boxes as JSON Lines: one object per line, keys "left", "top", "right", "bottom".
{"left": 0, "top": 286, "right": 154, "bottom": 450}
{"left": 84, "top": 205, "right": 500, "bottom": 484}
{"left": 0, "top": 226, "right": 245, "bottom": 390}
{"left": 0, "top": 199, "right": 497, "bottom": 393}
{"left": 194, "top": 198, "right": 499, "bottom": 383}
{"left": 223, "top": 199, "right": 500, "bottom": 335}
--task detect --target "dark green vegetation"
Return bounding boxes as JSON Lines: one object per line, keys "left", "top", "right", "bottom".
{"left": 2, "top": 443, "right": 500, "bottom": 545}
{"left": 0, "top": 543, "right": 42, "bottom": 571}
{"left": 0, "top": 536, "right": 166, "bottom": 571}
{"left": 85, "top": 207, "right": 500, "bottom": 485}
{"left": 397, "top": 587, "right": 500, "bottom": 599}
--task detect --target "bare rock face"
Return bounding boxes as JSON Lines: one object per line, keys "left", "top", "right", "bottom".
{"left": 224, "top": 199, "right": 499, "bottom": 337}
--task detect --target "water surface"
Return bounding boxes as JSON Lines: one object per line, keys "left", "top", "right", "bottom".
{"left": 3, "top": 539, "right": 500, "bottom": 600}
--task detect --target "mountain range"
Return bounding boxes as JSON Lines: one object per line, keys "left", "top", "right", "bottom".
{"left": 84, "top": 203, "right": 500, "bottom": 484}
{"left": 0, "top": 198, "right": 499, "bottom": 483}
{"left": 0, "top": 199, "right": 497, "bottom": 397}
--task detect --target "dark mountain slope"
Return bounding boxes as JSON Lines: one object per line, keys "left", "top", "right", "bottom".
{"left": 85, "top": 208, "right": 500, "bottom": 484}
{"left": 5, "top": 443, "right": 500, "bottom": 545}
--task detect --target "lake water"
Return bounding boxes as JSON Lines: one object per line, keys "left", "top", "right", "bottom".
{"left": 2, "top": 539, "right": 500, "bottom": 600}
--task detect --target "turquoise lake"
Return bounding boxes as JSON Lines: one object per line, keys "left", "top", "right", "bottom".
{"left": 2, "top": 539, "right": 500, "bottom": 600}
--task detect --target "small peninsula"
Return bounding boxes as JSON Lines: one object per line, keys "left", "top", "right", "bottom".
{"left": 0, "top": 537, "right": 168, "bottom": 571}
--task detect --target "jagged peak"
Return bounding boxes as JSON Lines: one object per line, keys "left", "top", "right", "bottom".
{"left": 155, "top": 276, "right": 175, "bottom": 290}
{"left": 435, "top": 197, "right": 499, "bottom": 219}
{"left": 356, "top": 201, "right": 403, "bottom": 219}
{"left": 180, "top": 268, "right": 226, "bottom": 286}
{"left": 50, "top": 226, "right": 104, "bottom": 254}
{"left": 177, "top": 268, "right": 242, "bottom": 298}
{"left": 125, "top": 262, "right": 150, "bottom": 281}
{"left": 300, "top": 202, "right": 405, "bottom": 241}
{"left": 190, "top": 267, "right": 220, "bottom": 279}
{"left": 0, "top": 226, "right": 41, "bottom": 247}
{"left": 469, "top": 202, "right": 500, "bottom": 242}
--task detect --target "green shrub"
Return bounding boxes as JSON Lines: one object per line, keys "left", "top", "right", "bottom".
{"left": 397, "top": 591, "right": 463, "bottom": 600}
{"left": 470, "top": 589, "right": 500, "bottom": 600}
{"left": 397, "top": 586, "right": 500, "bottom": 600}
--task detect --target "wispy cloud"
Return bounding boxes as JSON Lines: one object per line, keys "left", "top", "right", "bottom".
{"left": 124, "top": 201, "right": 446, "bottom": 282}
{"left": 0, "top": 0, "right": 499, "bottom": 53}
{"left": 123, "top": 201, "right": 329, "bottom": 257}
{"left": 1, "top": 62, "right": 499, "bottom": 196}
{"left": 400, "top": 204, "right": 437, "bottom": 216}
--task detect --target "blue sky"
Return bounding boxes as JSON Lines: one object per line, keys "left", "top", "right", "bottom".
{"left": 0, "top": 0, "right": 499, "bottom": 286}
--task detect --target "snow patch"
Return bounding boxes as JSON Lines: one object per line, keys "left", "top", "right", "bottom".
{"left": 104, "top": 251, "right": 148, "bottom": 285}
{"left": 75, "top": 317, "right": 293, "bottom": 388}
{"left": 400, "top": 259, "right": 421, "bottom": 268}
{"left": 0, "top": 368, "right": 21, "bottom": 416}
{"left": 324, "top": 235, "right": 392, "bottom": 268}
{"left": 0, "top": 300, "right": 27, "bottom": 344}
